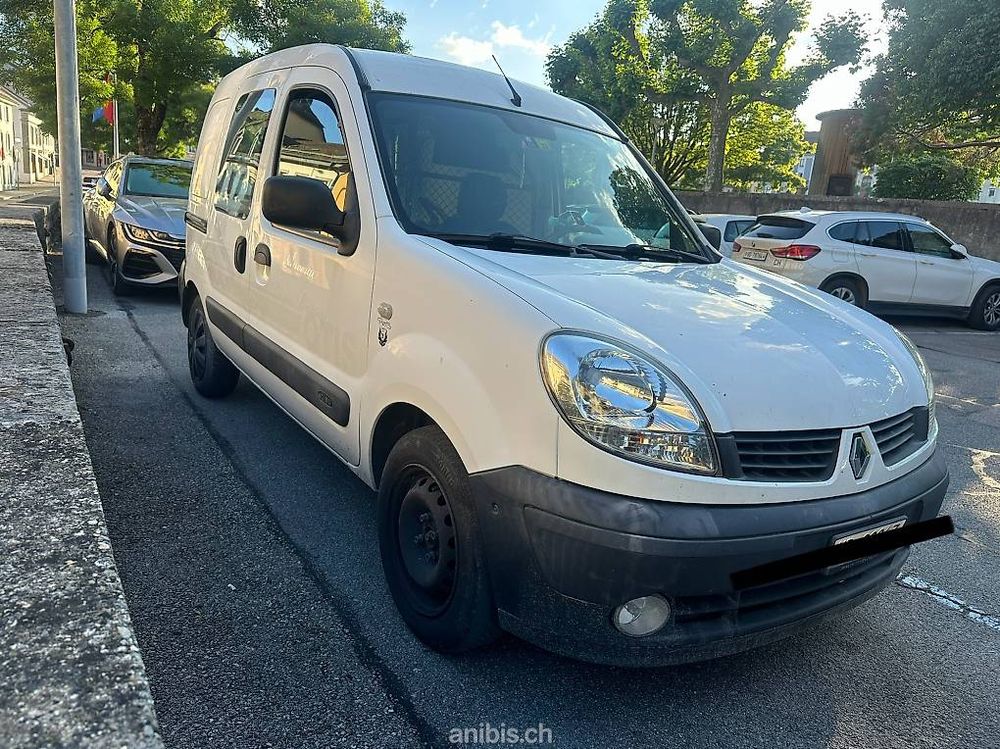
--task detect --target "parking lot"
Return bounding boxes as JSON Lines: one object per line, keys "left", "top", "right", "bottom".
{"left": 58, "top": 267, "right": 1000, "bottom": 749}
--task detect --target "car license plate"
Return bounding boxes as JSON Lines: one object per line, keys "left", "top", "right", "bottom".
{"left": 744, "top": 249, "right": 769, "bottom": 261}
{"left": 833, "top": 517, "right": 907, "bottom": 546}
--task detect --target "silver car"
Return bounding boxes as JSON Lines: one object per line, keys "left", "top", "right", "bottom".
{"left": 84, "top": 156, "right": 192, "bottom": 295}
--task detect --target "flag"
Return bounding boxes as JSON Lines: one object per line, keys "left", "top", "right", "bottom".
{"left": 93, "top": 72, "right": 115, "bottom": 124}
{"left": 92, "top": 106, "right": 104, "bottom": 123}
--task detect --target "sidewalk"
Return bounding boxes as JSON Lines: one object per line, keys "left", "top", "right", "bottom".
{"left": 0, "top": 220, "right": 162, "bottom": 748}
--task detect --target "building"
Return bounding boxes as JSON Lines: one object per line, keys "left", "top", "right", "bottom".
{"left": 0, "top": 86, "right": 25, "bottom": 190}
{"left": 18, "top": 104, "right": 56, "bottom": 185}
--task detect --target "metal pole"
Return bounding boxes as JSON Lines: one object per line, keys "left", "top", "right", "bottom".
{"left": 112, "top": 73, "right": 119, "bottom": 158}
{"left": 53, "top": 0, "right": 86, "bottom": 313}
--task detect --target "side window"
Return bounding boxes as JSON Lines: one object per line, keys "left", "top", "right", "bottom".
{"left": 863, "top": 221, "right": 907, "bottom": 252}
{"left": 275, "top": 89, "right": 352, "bottom": 214}
{"left": 906, "top": 223, "right": 954, "bottom": 258}
{"left": 828, "top": 221, "right": 857, "bottom": 243}
{"left": 723, "top": 221, "right": 741, "bottom": 242}
{"left": 215, "top": 89, "right": 276, "bottom": 219}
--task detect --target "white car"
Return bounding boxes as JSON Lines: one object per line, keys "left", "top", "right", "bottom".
{"left": 732, "top": 209, "right": 1000, "bottom": 330}
{"left": 697, "top": 213, "right": 756, "bottom": 257}
{"left": 180, "top": 45, "right": 948, "bottom": 666}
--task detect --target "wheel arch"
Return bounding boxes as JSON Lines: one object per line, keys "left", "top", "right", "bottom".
{"left": 181, "top": 280, "right": 201, "bottom": 328}
{"left": 369, "top": 402, "right": 437, "bottom": 488}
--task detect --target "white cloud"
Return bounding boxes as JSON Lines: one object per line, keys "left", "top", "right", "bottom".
{"left": 437, "top": 21, "right": 551, "bottom": 68}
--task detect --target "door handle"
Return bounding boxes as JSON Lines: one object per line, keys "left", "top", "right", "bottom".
{"left": 918, "top": 259, "right": 934, "bottom": 265}
{"left": 254, "top": 243, "right": 271, "bottom": 267}
{"left": 234, "top": 236, "right": 247, "bottom": 273}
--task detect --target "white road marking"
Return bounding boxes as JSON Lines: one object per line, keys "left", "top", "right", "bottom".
{"left": 896, "top": 575, "right": 1000, "bottom": 632}
{"left": 935, "top": 392, "right": 986, "bottom": 407}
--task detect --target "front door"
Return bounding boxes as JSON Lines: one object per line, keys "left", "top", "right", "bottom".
{"left": 855, "top": 220, "right": 916, "bottom": 303}
{"left": 242, "top": 68, "right": 377, "bottom": 466}
{"left": 904, "top": 222, "right": 975, "bottom": 307}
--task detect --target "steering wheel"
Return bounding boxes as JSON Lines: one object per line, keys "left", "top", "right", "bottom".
{"left": 419, "top": 197, "right": 446, "bottom": 228}
{"left": 550, "top": 209, "right": 605, "bottom": 242}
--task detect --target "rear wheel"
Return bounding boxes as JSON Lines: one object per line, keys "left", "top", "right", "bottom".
{"left": 821, "top": 277, "right": 866, "bottom": 308}
{"left": 969, "top": 284, "right": 1000, "bottom": 331}
{"left": 378, "top": 425, "right": 500, "bottom": 653}
{"left": 187, "top": 295, "right": 240, "bottom": 397}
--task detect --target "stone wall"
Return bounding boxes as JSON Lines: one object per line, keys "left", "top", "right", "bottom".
{"left": 677, "top": 191, "right": 1000, "bottom": 262}
{"left": 0, "top": 220, "right": 162, "bottom": 748}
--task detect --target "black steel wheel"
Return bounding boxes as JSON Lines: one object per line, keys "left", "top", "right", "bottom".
{"left": 186, "top": 295, "right": 240, "bottom": 398}
{"left": 378, "top": 425, "right": 500, "bottom": 652}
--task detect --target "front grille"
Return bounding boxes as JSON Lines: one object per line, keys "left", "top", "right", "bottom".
{"left": 730, "top": 428, "right": 841, "bottom": 482}
{"left": 871, "top": 407, "right": 927, "bottom": 466}
{"left": 161, "top": 246, "right": 184, "bottom": 270}
{"left": 672, "top": 549, "right": 901, "bottom": 629}
{"left": 122, "top": 250, "right": 161, "bottom": 279}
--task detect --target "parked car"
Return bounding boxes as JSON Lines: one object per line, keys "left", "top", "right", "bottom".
{"left": 732, "top": 209, "right": 1000, "bottom": 330}
{"left": 181, "top": 45, "right": 948, "bottom": 666}
{"left": 697, "top": 213, "right": 756, "bottom": 257}
{"left": 83, "top": 156, "right": 192, "bottom": 294}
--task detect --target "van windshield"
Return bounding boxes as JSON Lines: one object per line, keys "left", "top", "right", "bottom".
{"left": 368, "top": 93, "right": 711, "bottom": 261}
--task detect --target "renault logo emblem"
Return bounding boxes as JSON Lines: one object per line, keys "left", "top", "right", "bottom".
{"left": 849, "top": 432, "right": 871, "bottom": 480}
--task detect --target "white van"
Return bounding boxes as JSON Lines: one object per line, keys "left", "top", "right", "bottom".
{"left": 181, "top": 45, "right": 948, "bottom": 665}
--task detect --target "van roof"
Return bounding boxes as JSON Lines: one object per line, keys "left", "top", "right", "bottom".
{"left": 217, "top": 44, "right": 618, "bottom": 139}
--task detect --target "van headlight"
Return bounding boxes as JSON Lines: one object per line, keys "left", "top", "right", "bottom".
{"left": 894, "top": 330, "right": 937, "bottom": 438}
{"left": 895, "top": 331, "right": 935, "bottom": 407}
{"left": 540, "top": 333, "right": 716, "bottom": 474}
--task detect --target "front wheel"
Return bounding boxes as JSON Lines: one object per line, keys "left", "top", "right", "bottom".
{"left": 378, "top": 425, "right": 500, "bottom": 653}
{"left": 187, "top": 296, "right": 240, "bottom": 398}
{"left": 969, "top": 285, "right": 1000, "bottom": 331}
{"left": 821, "top": 277, "right": 866, "bottom": 308}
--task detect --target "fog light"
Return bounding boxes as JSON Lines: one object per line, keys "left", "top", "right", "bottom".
{"left": 612, "top": 595, "right": 671, "bottom": 637}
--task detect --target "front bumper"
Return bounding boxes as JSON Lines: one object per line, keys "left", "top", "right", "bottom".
{"left": 469, "top": 448, "right": 948, "bottom": 666}
{"left": 118, "top": 239, "right": 185, "bottom": 287}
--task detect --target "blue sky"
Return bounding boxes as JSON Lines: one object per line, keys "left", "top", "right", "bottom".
{"left": 390, "top": 0, "right": 886, "bottom": 130}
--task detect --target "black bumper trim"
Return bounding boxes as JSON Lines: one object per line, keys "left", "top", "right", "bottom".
{"left": 468, "top": 449, "right": 948, "bottom": 665}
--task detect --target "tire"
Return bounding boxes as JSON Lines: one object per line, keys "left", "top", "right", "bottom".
{"left": 821, "top": 277, "right": 867, "bottom": 308}
{"left": 108, "top": 258, "right": 133, "bottom": 296}
{"left": 186, "top": 295, "right": 240, "bottom": 398}
{"left": 378, "top": 425, "right": 500, "bottom": 653}
{"left": 968, "top": 284, "right": 1000, "bottom": 331}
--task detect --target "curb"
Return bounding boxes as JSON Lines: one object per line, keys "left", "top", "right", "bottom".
{"left": 0, "top": 223, "right": 163, "bottom": 748}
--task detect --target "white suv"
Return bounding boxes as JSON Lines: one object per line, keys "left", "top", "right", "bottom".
{"left": 732, "top": 209, "right": 1000, "bottom": 329}
{"left": 180, "top": 46, "right": 948, "bottom": 666}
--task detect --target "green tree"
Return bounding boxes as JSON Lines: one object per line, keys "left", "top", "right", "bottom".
{"left": 0, "top": 0, "right": 408, "bottom": 156}
{"left": 597, "top": 0, "right": 864, "bottom": 191}
{"left": 872, "top": 152, "right": 981, "bottom": 201}
{"left": 858, "top": 0, "right": 1000, "bottom": 174}
{"left": 547, "top": 2, "right": 809, "bottom": 191}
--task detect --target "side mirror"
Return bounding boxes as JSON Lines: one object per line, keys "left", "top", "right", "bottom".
{"left": 951, "top": 243, "right": 968, "bottom": 258}
{"left": 98, "top": 180, "right": 113, "bottom": 199}
{"left": 262, "top": 175, "right": 359, "bottom": 255}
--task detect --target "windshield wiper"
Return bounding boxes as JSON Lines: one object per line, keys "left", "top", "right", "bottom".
{"left": 583, "top": 242, "right": 713, "bottom": 264}
{"left": 420, "top": 232, "right": 623, "bottom": 260}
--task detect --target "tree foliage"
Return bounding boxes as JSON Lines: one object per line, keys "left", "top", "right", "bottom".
{"left": 547, "top": 1, "right": 811, "bottom": 191}
{"left": 569, "top": 0, "right": 865, "bottom": 191}
{"left": 858, "top": 0, "right": 1000, "bottom": 175}
{"left": 872, "top": 152, "right": 981, "bottom": 202}
{"left": 0, "top": 0, "right": 408, "bottom": 156}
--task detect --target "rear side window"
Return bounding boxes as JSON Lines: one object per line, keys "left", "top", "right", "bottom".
{"left": 828, "top": 221, "right": 858, "bottom": 242}
{"left": 215, "top": 89, "right": 276, "bottom": 219}
{"left": 723, "top": 220, "right": 753, "bottom": 242}
{"left": 906, "top": 223, "right": 954, "bottom": 258}
{"left": 275, "top": 89, "right": 352, "bottom": 214}
{"left": 742, "top": 216, "right": 813, "bottom": 240}
{"left": 862, "top": 221, "right": 907, "bottom": 252}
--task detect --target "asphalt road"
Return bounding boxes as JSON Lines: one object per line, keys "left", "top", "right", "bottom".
{"left": 58, "top": 265, "right": 1000, "bottom": 749}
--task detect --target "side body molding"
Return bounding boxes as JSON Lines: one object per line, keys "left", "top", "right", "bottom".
{"left": 205, "top": 297, "right": 350, "bottom": 426}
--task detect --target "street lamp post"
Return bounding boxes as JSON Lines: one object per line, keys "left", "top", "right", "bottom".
{"left": 52, "top": 0, "right": 86, "bottom": 313}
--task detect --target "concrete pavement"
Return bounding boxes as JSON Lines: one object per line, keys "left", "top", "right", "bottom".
{"left": 58, "top": 267, "right": 1000, "bottom": 749}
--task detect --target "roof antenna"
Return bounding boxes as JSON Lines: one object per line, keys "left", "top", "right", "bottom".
{"left": 492, "top": 54, "right": 522, "bottom": 107}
